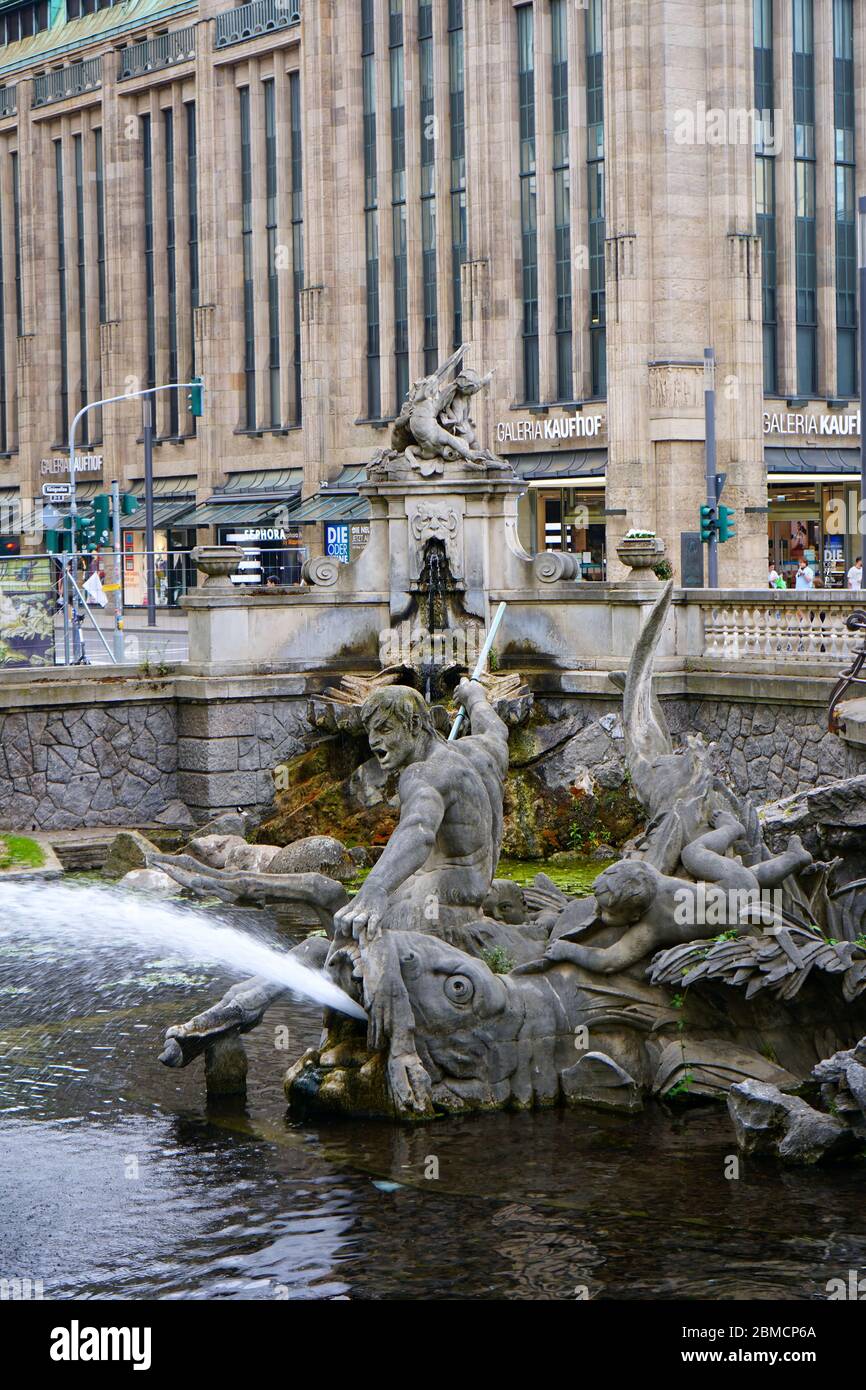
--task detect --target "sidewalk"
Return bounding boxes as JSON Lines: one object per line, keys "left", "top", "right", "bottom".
{"left": 53, "top": 608, "right": 189, "bottom": 665}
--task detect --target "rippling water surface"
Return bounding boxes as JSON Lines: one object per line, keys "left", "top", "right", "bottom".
{"left": 2, "top": 900, "right": 865, "bottom": 1301}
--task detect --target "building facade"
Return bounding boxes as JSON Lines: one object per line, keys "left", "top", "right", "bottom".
{"left": 0, "top": 0, "right": 864, "bottom": 593}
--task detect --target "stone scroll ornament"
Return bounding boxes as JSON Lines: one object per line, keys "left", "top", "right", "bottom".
{"left": 159, "top": 580, "right": 866, "bottom": 1128}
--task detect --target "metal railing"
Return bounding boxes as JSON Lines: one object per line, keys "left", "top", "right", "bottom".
{"left": 118, "top": 27, "right": 197, "bottom": 81}
{"left": 33, "top": 58, "right": 102, "bottom": 109}
{"left": 214, "top": 0, "right": 300, "bottom": 50}
{"left": 0, "top": 86, "right": 17, "bottom": 118}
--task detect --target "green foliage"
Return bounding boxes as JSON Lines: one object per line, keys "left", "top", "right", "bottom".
{"left": 481, "top": 946, "right": 515, "bottom": 975}
{"left": 666, "top": 1071, "right": 693, "bottom": 1099}
{"left": 652, "top": 558, "right": 673, "bottom": 581}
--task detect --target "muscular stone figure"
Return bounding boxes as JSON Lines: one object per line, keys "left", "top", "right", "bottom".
{"left": 333, "top": 679, "right": 510, "bottom": 944}
{"left": 545, "top": 810, "right": 812, "bottom": 976}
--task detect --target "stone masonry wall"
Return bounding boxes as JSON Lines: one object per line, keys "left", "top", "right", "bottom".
{"left": 0, "top": 702, "right": 179, "bottom": 831}
{"left": 2, "top": 674, "right": 865, "bottom": 834}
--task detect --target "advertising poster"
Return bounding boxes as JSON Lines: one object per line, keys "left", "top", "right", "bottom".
{"left": 0, "top": 556, "right": 56, "bottom": 666}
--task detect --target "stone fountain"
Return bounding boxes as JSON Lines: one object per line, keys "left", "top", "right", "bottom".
{"left": 158, "top": 578, "right": 866, "bottom": 1159}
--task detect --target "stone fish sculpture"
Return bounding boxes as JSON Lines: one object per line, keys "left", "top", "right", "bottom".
{"left": 160, "top": 584, "right": 866, "bottom": 1121}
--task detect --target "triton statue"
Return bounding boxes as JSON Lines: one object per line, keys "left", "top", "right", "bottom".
{"left": 159, "top": 583, "right": 866, "bottom": 1126}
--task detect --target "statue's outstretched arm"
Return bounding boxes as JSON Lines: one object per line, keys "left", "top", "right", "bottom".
{"left": 333, "top": 777, "right": 446, "bottom": 940}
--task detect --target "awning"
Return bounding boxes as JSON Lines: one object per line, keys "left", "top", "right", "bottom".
{"left": 509, "top": 449, "right": 607, "bottom": 481}
{"left": 182, "top": 467, "right": 303, "bottom": 528}
{"left": 122, "top": 499, "right": 197, "bottom": 530}
{"left": 209, "top": 467, "right": 303, "bottom": 502}
{"left": 181, "top": 499, "right": 286, "bottom": 528}
{"left": 289, "top": 492, "right": 371, "bottom": 524}
{"left": 766, "top": 446, "right": 859, "bottom": 476}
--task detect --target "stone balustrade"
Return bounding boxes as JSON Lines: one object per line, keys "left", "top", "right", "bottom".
{"left": 698, "top": 593, "right": 865, "bottom": 665}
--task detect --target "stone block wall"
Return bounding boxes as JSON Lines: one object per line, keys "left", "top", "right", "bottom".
{"left": 0, "top": 702, "right": 179, "bottom": 831}
{"left": 2, "top": 666, "right": 865, "bottom": 835}
{"left": 176, "top": 697, "right": 308, "bottom": 816}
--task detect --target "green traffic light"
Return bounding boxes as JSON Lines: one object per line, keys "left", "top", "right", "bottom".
{"left": 699, "top": 504, "right": 717, "bottom": 543}
{"left": 718, "top": 504, "right": 736, "bottom": 543}
{"left": 188, "top": 377, "right": 204, "bottom": 417}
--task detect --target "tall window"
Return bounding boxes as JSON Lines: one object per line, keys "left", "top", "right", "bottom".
{"left": 142, "top": 114, "right": 155, "bottom": 393}
{"left": 11, "top": 151, "right": 21, "bottom": 338}
{"left": 94, "top": 128, "right": 106, "bottom": 323}
{"left": 73, "top": 135, "right": 87, "bottom": 428}
{"left": 264, "top": 81, "right": 280, "bottom": 427}
{"left": 552, "top": 0, "right": 571, "bottom": 401}
{"left": 186, "top": 102, "right": 198, "bottom": 426}
{"left": 0, "top": 175, "right": 6, "bottom": 453}
{"left": 362, "top": 0, "right": 380, "bottom": 418}
{"left": 55, "top": 140, "right": 68, "bottom": 439}
{"left": 834, "top": 0, "right": 855, "bottom": 396}
{"left": 448, "top": 0, "right": 466, "bottom": 350}
{"left": 164, "top": 109, "right": 178, "bottom": 436}
{"left": 586, "top": 0, "right": 606, "bottom": 397}
{"left": 517, "top": 4, "right": 538, "bottom": 403}
{"left": 390, "top": 0, "right": 409, "bottom": 409}
{"left": 754, "top": 0, "right": 777, "bottom": 392}
{"left": 794, "top": 0, "right": 816, "bottom": 396}
{"left": 419, "top": 0, "right": 437, "bottom": 373}
{"left": 239, "top": 87, "right": 255, "bottom": 429}
{"left": 290, "top": 70, "right": 304, "bottom": 424}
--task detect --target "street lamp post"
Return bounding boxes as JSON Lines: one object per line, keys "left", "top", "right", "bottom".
{"left": 64, "top": 380, "right": 204, "bottom": 664}
{"left": 859, "top": 196, "right": 866, "bottom": 541}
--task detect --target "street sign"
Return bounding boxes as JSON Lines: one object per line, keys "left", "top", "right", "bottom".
{"left": 42, "top": 482, "right": 72, "bottom": 500}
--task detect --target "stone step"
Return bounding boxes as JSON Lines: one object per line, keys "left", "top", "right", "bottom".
{"left": 15, "top": 826, "right": 188, "bottom": 872}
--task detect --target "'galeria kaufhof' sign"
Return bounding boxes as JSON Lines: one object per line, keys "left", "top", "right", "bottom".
{"left": 763, "top": 409, "right": 861, "bottom": 438}
{"left": 495, "top": 410, "right": 607, "bottom": 446}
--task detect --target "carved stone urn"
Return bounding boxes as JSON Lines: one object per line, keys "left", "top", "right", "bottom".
{"left": 615, "top": 534, "right": 666, "bottom": 587}
{"left": 190, "top": 545, "right": 242, "bottom": 590}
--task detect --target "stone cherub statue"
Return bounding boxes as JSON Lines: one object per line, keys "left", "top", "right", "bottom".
{"left": 545, "top": 811, "right": 812, "bottom": 976}
{"left": 371, "top": 347, "right": 510, "bottom": 478}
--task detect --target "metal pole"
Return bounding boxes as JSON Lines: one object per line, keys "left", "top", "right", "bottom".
{"left": 859, "top": 196, "right": 866, "bottom": 552}
{"left": 111, "top": 479, "right": 124, "bottom": 663}
{"left": 704, "top": 346, "right": 719, "bottom": 589}
{"left": 61, "top": 558, "right": 71, "bottom": 666}
{"left": 449, "top": 602, "right": 508, "bottom": 741}
{"left": 143, "top": 396, "right": 156, "bottom": 627}
{"left": 67, "top": 409, "right": 82, "bottom": 663}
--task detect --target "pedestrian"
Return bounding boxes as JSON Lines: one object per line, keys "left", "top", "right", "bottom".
{"left": 768, "top": 563, "right": 780, "bottom": 588}
{"left": 795, "top": 558, "right": 814, "bottom": 591}
{"left": 847, "top": 556, "right": 863, "bottom": 590}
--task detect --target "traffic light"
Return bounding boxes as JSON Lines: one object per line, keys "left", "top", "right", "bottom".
{"left": 717, "top": 504, "right": 736, "bottom": 543}
{"left": 188, "top": 376, "right": 204, "bottom": 417}
{"left": 92, "top": 494, "right": 111, "bottom": 547}
{"left": 699, "top": 504, "right": 717, "bottom": 543}
{"left": 121, "top": 492, "right": 139, "bottom": 516}
{"left": 72, "top": 513, "right": 97, "bottom": 552}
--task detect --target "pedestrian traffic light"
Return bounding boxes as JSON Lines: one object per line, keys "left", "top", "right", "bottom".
{"left": 188, "top": 377, "right": 204, "bottom": 417}
{"left": 699, "top": 504, "right": 717, "bottom": 543}
{"left": 717, "top": 504, "right": 736, "bottom": 543}
{"left": 92, "top": 494, "right": 111, "bottom": 547}
{"left": 121, "top": 492, "right": 139, "bottom": 516}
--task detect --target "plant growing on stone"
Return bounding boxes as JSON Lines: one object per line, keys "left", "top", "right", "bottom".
{"left": 481, "top": 946, "right": 514, "bottom": 975}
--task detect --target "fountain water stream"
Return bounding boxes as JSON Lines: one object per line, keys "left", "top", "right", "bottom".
{"left": 0, "top": 880, "right": 366, "bottom": 1021}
